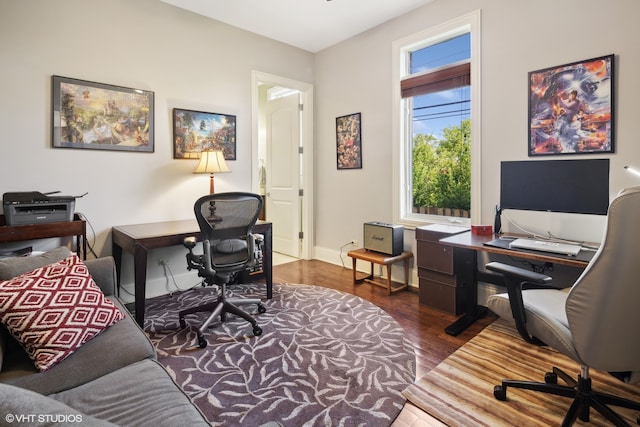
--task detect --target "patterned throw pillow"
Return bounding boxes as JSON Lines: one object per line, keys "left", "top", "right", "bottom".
{"left": 0, "top": 254, "right": 123, "bottom": 371}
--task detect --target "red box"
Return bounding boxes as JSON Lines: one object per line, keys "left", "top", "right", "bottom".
{"left": 471, "top": 225, "right": 493, "bottom": 235}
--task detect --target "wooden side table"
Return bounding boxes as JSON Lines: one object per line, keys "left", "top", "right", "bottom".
{"left": 347, "top": 248, "right": 413, "bottom": 295}
{"left": 0, "top": 213, "right": 87, "bottom": 259}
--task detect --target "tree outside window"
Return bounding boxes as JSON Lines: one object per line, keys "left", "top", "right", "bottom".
{"left": 404, "top": 33, "right": 471, "bottom": 219}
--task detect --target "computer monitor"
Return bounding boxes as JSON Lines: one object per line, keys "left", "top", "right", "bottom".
{"left": 499, "top": 158, "right": 610, "bottom": 217}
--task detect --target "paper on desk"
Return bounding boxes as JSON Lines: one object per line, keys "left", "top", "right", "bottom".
{"left": 420, "top": 224, "right": 470, "bottom": 234}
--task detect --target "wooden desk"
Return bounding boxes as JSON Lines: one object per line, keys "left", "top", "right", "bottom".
{"left": 347, "top": 248, "right": 413, "bottom": 295}
{"left": 112, "top": 219, "right": 272, "bottom": 326}
{"left": 438, "top": 231, "right": 595, "bottom": 336}
{"left": 0, "top": 213, "right": 87, "bottom": 259}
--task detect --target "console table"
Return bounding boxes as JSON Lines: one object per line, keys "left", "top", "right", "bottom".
{"left": 112, "top": 219, "right": 272, "bottom": 326}
{"left": 0, "top": 213, "right": 87, "bottom": 259}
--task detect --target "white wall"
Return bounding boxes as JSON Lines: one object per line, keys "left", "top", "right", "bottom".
{"left": 0, "top": 0, "right": 313, "bottom": 296}
{"left": 314, "top": 0, "right": 640, "bottom": 269}
{"left": 2, "top": 0, "right": 639, "bottom": 294}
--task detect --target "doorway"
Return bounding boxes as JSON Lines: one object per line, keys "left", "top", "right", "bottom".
{"left": 251, "top": 71, "right": 314, "bottom": 260}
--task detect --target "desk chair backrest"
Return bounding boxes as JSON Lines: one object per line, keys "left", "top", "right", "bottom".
{"left": 194, "top": 192, "right": 263, "bottom": 270}
{"left": 566, "top": 185, "right": 640, "bottom": 377}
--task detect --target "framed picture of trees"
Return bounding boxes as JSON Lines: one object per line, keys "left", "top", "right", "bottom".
{"left": 173, "top": 108, "right": 236, "bottom": 160}
{"left": 52, "top": 76, "right": 154, "bottom": 152}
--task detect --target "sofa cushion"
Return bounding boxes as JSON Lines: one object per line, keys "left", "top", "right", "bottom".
{"left": 0, "top": 247, "right": 71, "bottom": 280}
{"left": 0, "top": 383, "right": 116, "bottom": 427}
{"left": 1, "top": 296, "right": 156, "bottom": 395}
{"left": 0, "top": 254, "right": 123, "bottom": 371}
{"left": 0, "top": 326, "right": 6, "bottom": 372}
{"left": 51, "top": 359, "right": 209, "bottom": 426}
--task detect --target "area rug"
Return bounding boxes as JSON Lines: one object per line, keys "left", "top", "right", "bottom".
{"left": 403, "top": 319, "right": 640, "bottom": 426}
{"left": 144, "top": 283, "right": 416, "bottom": 427}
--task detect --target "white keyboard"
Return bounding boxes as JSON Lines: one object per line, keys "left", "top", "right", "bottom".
{"left": 509, "top": 238, "right": 582, "bottom": 256}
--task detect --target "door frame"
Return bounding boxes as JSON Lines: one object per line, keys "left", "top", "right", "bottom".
{"left": 251, "top": 70, "right": 314, "bottom": 260}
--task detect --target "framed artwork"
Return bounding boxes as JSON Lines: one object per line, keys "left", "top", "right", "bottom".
{"left": 336, "top": 112, "right": 362, "bottom": 169}
{"left": 173, "top": 108, "right": 236, "bottom": 160}
{"left": 52, "top": 76, "right": 154, "bottom": 152}
{"left": 528, "top": 54, "right": 614, "bottom": 156}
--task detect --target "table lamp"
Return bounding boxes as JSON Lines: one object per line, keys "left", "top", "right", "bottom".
{"left": 193, "top": 150, "right": 230, "bottom": 194}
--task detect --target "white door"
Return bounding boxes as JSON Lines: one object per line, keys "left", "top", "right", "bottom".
{"left": 265, "top": 92, "right": 301, "bottom": 257}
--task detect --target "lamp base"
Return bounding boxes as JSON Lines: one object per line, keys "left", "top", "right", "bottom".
{"left": 206, "top": 201, "right": 223, "bottom": 223}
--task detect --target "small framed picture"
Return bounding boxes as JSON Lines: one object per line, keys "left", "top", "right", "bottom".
{"left": 52, "top": 76, "right": 154, "bottom": 152}
{"left": 336, "top": 112, "right": 362, "bottom": 169}
{"left": 528, "top": 54, "right": 614, "bottom": 156}
{"left": 173, "top": 108, "right": 236, "bottom": 160}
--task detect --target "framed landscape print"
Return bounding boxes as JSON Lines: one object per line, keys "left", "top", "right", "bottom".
{"left": 336, "top": 112, "right": 362, "bottom": 169}
{"left": 528, "top": 54, "right": 614, "bottom": 156}
{"left": 52, "top": 76, "right": 154, "bottom": 152}
{"left": 173, "top": 108, "right": 236, "bottom": 160}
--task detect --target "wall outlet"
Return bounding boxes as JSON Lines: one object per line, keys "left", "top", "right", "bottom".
{"left": 158, "top": 258, "right": 166, "bottom": 266}
{"left": 351, "top": 240, "right": 358, "bottom": 247}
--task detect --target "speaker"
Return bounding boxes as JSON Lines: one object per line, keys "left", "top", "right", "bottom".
{"left": 363, "top": 221, "right": 404, "bottom": 256}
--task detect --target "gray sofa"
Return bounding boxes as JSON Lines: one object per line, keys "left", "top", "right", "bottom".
{"left": 0, "top": 247, "right": 209, "bottom": 426}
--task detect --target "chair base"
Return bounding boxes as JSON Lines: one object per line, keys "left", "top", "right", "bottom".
{"left": 179, "top": 292, "right": 266, "bottom": 348}
{"left": 494, "top": 366, "right": 640, "bottom": 426}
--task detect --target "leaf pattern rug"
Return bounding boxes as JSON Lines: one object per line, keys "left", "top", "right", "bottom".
{"left": 144, "top": 283, "right": 416, "bottom": 427}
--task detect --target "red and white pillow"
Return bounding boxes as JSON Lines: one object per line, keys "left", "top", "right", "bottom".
{"left": 0, "top": 254, "right": 123, "bottom": 371}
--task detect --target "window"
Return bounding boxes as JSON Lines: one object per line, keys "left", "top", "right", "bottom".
{"left": 392, "top": 11, "right": 481, "bottom": 227}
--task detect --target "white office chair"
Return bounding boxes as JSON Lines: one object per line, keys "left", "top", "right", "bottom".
{"left": 487, "top": 186, "right": 640, "bottom": 426}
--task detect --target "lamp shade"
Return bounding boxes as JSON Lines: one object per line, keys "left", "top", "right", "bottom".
{"left": 193, "top": 150, "right": 231, "bottom": 174}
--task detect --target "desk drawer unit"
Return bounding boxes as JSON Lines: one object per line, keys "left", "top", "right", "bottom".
{"left": 415, "top": 226, "right": 461, "bottom": 315}
{"left": 418, "top": 270, "right": 461, "bottom": 315}
{"left": 416, "top": 240, "right": 454, "bottom": 274}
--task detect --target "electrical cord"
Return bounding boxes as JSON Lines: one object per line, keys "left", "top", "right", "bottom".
{"left": 502, "top": 211, "right": 591, "bottom": 247}
{"left": 339, "top": 241, "right": 356, "bottom": 268}
{"left": 160, "top": 260, "right": 203, "bottom": 295}
{"left": 75, "top": 212, "right": 99, "bottom": 258}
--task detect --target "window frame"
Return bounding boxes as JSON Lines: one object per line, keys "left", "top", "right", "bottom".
{"left": 391, "top": 10, "right": 482, "bottom": 228}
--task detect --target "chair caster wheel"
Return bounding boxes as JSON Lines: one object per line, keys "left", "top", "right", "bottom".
{"left": 258, "top": 304, "right": 267, "bottom": 314}
{"left": 253, "top": 325, "right": 263, "bottom": 336}
{"left": 544, "top": 372, "right": 558, "bottom": 384}
{"left": 197, "top": 335, "right": 208, "bottom": 348}
{"left": 179, "top": 317, "right": 186, "bottom": 329}
{"left": 494, "top": 385, "right": 507, "bottom": 401}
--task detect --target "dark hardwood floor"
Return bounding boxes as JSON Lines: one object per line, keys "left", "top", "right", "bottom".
{"left": 272, "top": 259, "right": 497, "bottom": 379}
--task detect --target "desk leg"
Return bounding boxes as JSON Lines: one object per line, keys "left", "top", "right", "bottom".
{"left": 134, "top": 243, "right": 148, "bottom": 327}
{"left": 112, "top": 243, "right": 123, "bottom": 298}
{"left": 351, "top": 257, "right": 357, "bottom": 285}
{"left": 262, "top": 224, "right": 273, "bottom": 299}
{"left": 385, "top": 264, "right": 392, "bottom": 295}
{"left": 404, "top": 259, "right": 410, "bottom": 288}
{"left": 445, "top": 247, "right": 487, "bottom": 336}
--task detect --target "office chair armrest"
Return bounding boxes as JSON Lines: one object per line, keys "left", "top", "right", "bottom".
{"left": 486, "top": 262, "right": 553, "bottom": 345}
{"left": 201, "top": 239, "right": 217, "bottom": 277}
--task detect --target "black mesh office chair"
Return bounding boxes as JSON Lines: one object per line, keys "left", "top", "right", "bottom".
{"left": 179, "top": 192, "right": 266, "bottom": 348}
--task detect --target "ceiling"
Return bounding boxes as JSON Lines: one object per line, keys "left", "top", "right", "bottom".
{"left": 160, "top": 0, "right": 434, "bottom": 53}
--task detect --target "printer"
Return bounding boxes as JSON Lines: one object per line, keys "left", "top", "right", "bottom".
{"left": 3, "top": 191, "right": 77, "bottom": 225}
